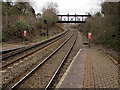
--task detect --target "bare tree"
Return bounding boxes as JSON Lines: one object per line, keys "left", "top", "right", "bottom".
{"left": 42, "top": 2, "right": 59, "bottom": 28}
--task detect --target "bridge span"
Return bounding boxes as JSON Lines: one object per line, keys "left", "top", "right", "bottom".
{"left": 57, "top": 14, "right": 91, "bottom": 23}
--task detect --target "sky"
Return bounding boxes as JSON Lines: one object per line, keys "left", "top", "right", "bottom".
{"left": 30, "top": 0, "right": 103, "bottom": 14}
{"left": 3, "top": 0, "right": 104, "bottom": 14}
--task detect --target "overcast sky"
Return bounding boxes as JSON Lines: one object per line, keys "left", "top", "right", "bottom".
{"left": 4, "top": 0, "right": 104, "bottom": 14}
{"left": 30, "top": 0, "right": 103, "bottom": 14}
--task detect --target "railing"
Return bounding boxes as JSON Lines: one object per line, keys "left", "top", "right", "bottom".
{"left": 57, "top": 14, "right": 91, "bottom": 23}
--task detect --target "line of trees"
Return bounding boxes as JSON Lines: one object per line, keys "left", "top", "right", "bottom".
{"left": 77, "top": 2, "right": 119, "bottom": 52}
{"left": 2, "top": 1, "right": 60, "bottom": 42}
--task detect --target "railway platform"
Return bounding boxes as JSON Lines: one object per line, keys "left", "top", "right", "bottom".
{"left": 56, "top": 47, "right": 119, "bottom": 88}
{"left": 1, "top": 43, "right": 29, "bottom": 52}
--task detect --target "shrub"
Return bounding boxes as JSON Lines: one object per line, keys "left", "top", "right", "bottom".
{"left": 2, "top": 20, "right": 33, "bottom": 41}
{"left": 77, "top": 2, "right": 119, "bottom": 51}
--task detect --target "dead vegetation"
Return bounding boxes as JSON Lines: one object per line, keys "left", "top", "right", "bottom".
{"left": 76, "top": 2, "right": 119, "bottom": 52}
{"left": 2, "top": 1, "right": 64, "bottom": 43}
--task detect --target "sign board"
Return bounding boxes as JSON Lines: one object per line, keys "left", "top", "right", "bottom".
{"left": 24, "top": 31, "right": 27, "bottom": 36}
{"left": 88, "top": 32, "right": 92, "bottom": 39}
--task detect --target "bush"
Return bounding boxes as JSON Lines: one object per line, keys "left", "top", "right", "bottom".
{"left": 77, "top": 2, "right": 119, "bottom": 52}
{"left": 15, "top": 20, "right": 32, "bottom": 37}
{"left": 2, "top": 20, "right": 33, "bottom": 41}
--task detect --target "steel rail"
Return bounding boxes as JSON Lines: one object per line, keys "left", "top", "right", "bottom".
{"left": 1, "top": 30, "right": 68, "bottom": 60}
{"left": 2, "top": 46, "right": 31, "bottom": 60}
{"left": 1, "top": 47, "right": 25, "bottom": 54}
{"left": 45, "top": 35, "right": 77, "bottom": 89}
{"left": 2, "top": 30, "right": 69, "bottom": 69}
{"left": 10, "top": 32, "right": 73, "bottom": 90}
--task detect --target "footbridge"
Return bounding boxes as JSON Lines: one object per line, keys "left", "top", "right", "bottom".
{"left": 57, "top": 14, "right": 91, "bottom": 23}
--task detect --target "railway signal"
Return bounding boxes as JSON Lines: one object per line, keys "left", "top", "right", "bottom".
{"left": 44, "top": 20, "right": 48, "bottom": 36}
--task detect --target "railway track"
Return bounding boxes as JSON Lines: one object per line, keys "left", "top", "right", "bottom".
{"left": 2, "top": 30, "right": 69, "bottom": 69}
{"left": 45, "top": 36, "right": 77, "bottom": 89}
{"left": 8, "top": 30, "right": 77, "bottom": 89}
{"left": 2, "top": 45, "right": 32, "bottom": 60}
{"left": 1, "top": 30, "right": 68, "bottom": 61}
{"left": 2, "top": 29, "right": 73, "bottom": 89}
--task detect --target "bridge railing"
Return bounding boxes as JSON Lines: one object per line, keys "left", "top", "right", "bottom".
{"left": 57, "top": 14, "right": 91, "bottom": 23}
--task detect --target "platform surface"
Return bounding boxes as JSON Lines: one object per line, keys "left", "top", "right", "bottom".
{"left": 57, "top": 47, "right": 119, "bottom": 88}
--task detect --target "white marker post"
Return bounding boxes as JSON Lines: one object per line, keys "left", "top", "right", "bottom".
{"left": 24, "top": 31, "right": 27, "bottom": 37}
{"left": 88, "top": 32, "right": 92, "bottom": 48}
{"left": 23, "top": 31, "right": 27, "bottom": 44}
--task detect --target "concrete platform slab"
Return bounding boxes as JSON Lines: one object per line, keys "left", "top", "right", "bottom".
{"left": 56, "top": 49, "right": 86, "bottom": 88}
{"left": 56, "top": 47, "right": 119, "bottom": 88}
